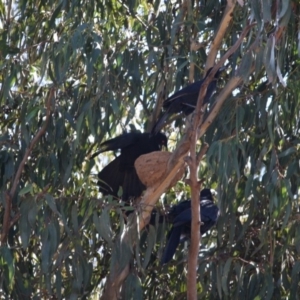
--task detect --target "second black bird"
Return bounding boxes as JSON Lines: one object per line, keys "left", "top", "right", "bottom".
{"left": 92, "top": 131, "right": 167, "bottom": 202}
{"left": 161, "top": 188, "right": 219, "bottom": 264}
{"left": 152, "top": 67, "right": 224, "bottom": 134}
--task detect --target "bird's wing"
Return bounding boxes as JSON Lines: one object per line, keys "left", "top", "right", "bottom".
{"left": 97, "top": 156, "right": 124, "bottom": 197}
{"left": 200, "top": 200, "right": 219, "bottom": 234}
{"left": 163, "top": 80, "right": 204, "bottom": 109}
{"left": 97, "top": 156, "right": 146, "bottom": 202}
{"left": 173, "top": 200, "right": 219, "bottom": 228}
{"left": 161, "top": 226, "right": 182, "bottom": 264}
{"left": 122, "top": 168, "right": 146, "bottom": 202}
{"left": 201, "top": 200, "right": 219, "bottom": 222}
{"left": 152, "top": 70, "right": 223, "bottom": 133}
{"left": 173, "top": 208, "right": 192, "bottom": 227}
{"left": 167, "top": 200, "right": 191, "bottom": 222}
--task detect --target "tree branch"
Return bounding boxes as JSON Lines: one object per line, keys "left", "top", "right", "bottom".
{"left": 186, "top": 141, "right": 203, "bottom": 300}
{"left": 183, "top": 22, "right": 256, "bottom": 299}
{"left": 206, "top": 0, "right": 237, "bottom": 69}
{"left": 1, "top": 88, "right": 54, "bottom": 244}
{"left": 196, "top": 143, "right": 209, "bottom": 165}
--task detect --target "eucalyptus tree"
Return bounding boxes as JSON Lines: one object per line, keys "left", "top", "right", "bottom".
{"left": 0, "top": 0, "right": 299, "bottom": 299}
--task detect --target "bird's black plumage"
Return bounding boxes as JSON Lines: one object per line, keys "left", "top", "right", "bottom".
{"left": 152, "top": 67, "right": 224, "bottom": 134}
{"left": 161, "top": 188, "right": 219, "bottom": 264}
{"left": 92, "top": 131, "right": 168, "bottom": 202}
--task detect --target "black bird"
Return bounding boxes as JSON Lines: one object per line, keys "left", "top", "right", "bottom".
{"left": 161, "top": 188, "right": 219, "bottom": 264}
{"left": 92, "top": 131, "right": 168, "bottom": 202}
{"left": 152, "top": 67, "right": 225, "bottom": 134}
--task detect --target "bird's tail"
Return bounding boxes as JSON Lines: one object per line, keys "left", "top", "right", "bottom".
{"left": 151, "top": 112, "right": 169, "bottom": 135}
{"left": 161, "top": 226, "right": 182, "bottom": 264}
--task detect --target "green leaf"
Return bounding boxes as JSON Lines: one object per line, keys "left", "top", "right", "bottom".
{"left": 0, "top": 247, "right": 15, "bottom": 291}
{"left": 41, "top": 228, "right": 50, "bottom": 273}
{"left": 55, "top": 271, "right": 62, "bottom": 298}
{"left": 20, "top": 198, "right": 32, "bottom": 249}
{"left": 19, "top": 184, "right": 33, "bottom": 196}
{"left": 222, "top": 258, "right": 232, "bottom": 295}
{"left": 71, "top": 204, "right": 79, "bottom": 232}
{"left": 71, "top": 29, "right": 84, "bottom": 51}
{"left": 262, "top": 0, "right": 272, "bottom": 22}
{"left": 264, "top": 36, "right": 276, "bottom": 85}
{"left": 93, "top": 209, "right": 113, "bottom": 247}
{"left": 237, "top": 51, "right": 253, "bottom": 84}
{"left": 142, "top": 225, "right": 156, "bottom": 269}
{"left": 251, "top": 0, "right": 262, "bottom": 29}
{"left": 278, "top": 1, "right": 292, "bottom": 27}
{"left": 28, "top": 200, "right": 37, "bottom": 227}
{"left": 171, "top": 11, "right": 183, "bottom": 46}
{"left": 255, "top": 47, "right": 264, "bottom": 79}
{"left": 62, "top": 157, "right": 73, "bottom": 186}
{"left": 290, "top": 261, "right": 300, "bottom": 298}
{"left": 278, "top": 146, "right": 296, "bottom": 158}
{"left": 44, "top": 194, "right": 59, "bottom": 215}
{"left": 25, "top": 106, "right": 40, "bottom": 123}
{"left": 76, "top": 112, "right": 85, "bottom": 147}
